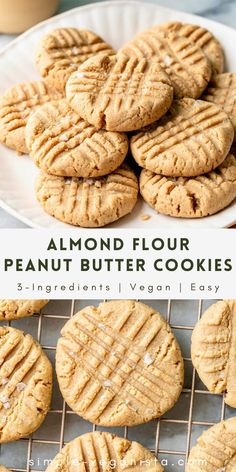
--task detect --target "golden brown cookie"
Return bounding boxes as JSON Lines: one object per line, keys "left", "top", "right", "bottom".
{"left": 0, "top": 326, "right": 52, "bottom": 443}
{"left": 120, "top": 29, "right": 212, "bottom": 99}
{"left": 55, "top": 300, "right": 184, "bottom": 427}
{"left": 0, "top": 467, "right": 11, "bottom": 472}
{"left": 203, "top": 73, "right": 236, "bottom": 135}
{"left": 35, "top": 164, "right": 138, "bottom": 227}
{"left": 66, "top": 53, "right": 173, "bottom": 131}
{"left": 45, "top": 431, "right": 164, "bottom": 472}
{"left": 140, "top": 154, "right": 236, "bottom": 218}
{"left": 192, "top": 300, "right": 236, "bottom": 408}
{"left": 131, "top": 99, "right": 234, "bottom": 177}
{"left": 0, "top": 80, "right": 62, "bottom": 154}
{"left": 156, "top": 21, "right": 224, "bottom": 74}
{"left": 0, "top": 299, "right": 48, "bottom": 321}
{"left": 186, "top": 417, "right": 236, "bottom": 471}
{"left": 35, "top": 27, "right": 114, "bottom": 92}
{"left": 26, "top": 100, "right": 129, "bottom": 177}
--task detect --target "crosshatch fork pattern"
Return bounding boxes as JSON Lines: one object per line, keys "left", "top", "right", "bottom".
{"left": 0, "top": 299, "right": 235, "bottom": 472}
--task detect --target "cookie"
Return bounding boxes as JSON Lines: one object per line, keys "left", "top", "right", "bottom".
{"left": 120, "top": 29, "right": 212, "bottom": 99}
{"left": 192, "top": 300, "right": 236, "bottom": 408}
{"left": 203, "top": 73, "right": 236, "bottom": 134}
{"left": 131, "top": 99, "right": 234, "bottom": 177}
{"left": 186, "top": 417, "right": 236, "bottom": 471}
{"left": 156, "top": 21, "right": 224, "bottom": 74}
{"left": 26, "top": 100, "right": 129, "bottom": 178}
{"left": 45, "top": 431, "right": 164, "bottom": 472}
{"left": 55, "top": 300, "right": 184, "bottom": 427}
{"left": 35, "top": 164, "right": 138, "bottom": 227}
{"left": 0, "top": 467, "right": 10, "bottom": 472}
{"left": 0, "top": 80, "right": 62, "bottom": 154}
{"left": 0, "top": 326, "right": 52, "bottom": 443}
{"left": 35, "top": 28, "right": 114, "bottom": 92}
{"left": 0, "top": 300, "right": 48, "bottom": 321}
{"left": 66, "top": 53, "right": 173, "bottom": 131}
{"left": 140, "top": 154, "right": 236, "bottom": 218}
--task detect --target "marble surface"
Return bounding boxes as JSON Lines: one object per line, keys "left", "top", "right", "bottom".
{"left": 0, "top": 0, "right": 236, "bottom": 228}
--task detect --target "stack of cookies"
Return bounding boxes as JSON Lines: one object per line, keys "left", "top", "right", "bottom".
{"left": 123, "top": 23, "right": 236, "bottom": 219}
{"left": 1, "top": 22, "right": 236, "bottom": 225}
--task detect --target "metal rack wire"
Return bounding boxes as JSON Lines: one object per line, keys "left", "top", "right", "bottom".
{"left": 0, "top": 299, "right": 234, "bottom": 472}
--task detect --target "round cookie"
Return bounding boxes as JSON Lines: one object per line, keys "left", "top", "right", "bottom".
{"left": 156, "top": 21, "right": 224, "bottom": 74}
{"left": 0, "top": 467, "right": 11, "bottom": 472}
{"left": 192, "top": 300, "right": 236, "bottom": 408}
{"left": 26, "top": 100, "right": 129, "bottom": 178}
{"left": 0, "top": 80, "right": 62, "bottom": 154}
{"left": 35, "top": 164, "right": 138, "bottom": 227}
{"left": 203, "top": 73, "right": 236, "bottom": 135}
{"left": 131, "top": 98, "right": 234, "bottom": 177}
{"left": 186, "top": 417, "right": 236, "bottom": 471}
{"left": 0, "top": 326, "right": 52, "bottom": 443}
{"left": 120, "top": 29, "right": 212, "bottom": 99}
{"left": 35, "top": 28, "right": 114, "bottom": 92}
{"left": 55, "top": 300, "right": 184, "bottom": 427}
{"left": 66, "top": 53, "right": 173, "bottom": 131}
{"left": 0, "top": 300, "right": 48, "bottom": 321}
{"left": 45, "top": 431, "right": 164, "bottom": 472}
{"left": 140, "top": 154, "right": 236, "bottom": 218}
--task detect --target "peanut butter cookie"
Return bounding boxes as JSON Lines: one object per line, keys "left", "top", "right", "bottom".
{"left": 55, "top": 300, "right": 184, "bottom": 427}
{"left": 140, "top": 153, "right": 236, "bottom": 218}
{"left": 66, "top": 53, "right": 173, "bottom": 131}
{"left": 35, "top": 164, "right": 138, "bottom": 227}
{"left": 0, "top": 326, "right": 52, "bottom": 443}
{"left": 192, "top": 300, "right": 236, "bottom": 408}
{"left": 186, "top": 417, "right": 236, "bottom": 471}
{"left": 156, "top": 21, "right": 224, "bottom": 74}
{"left": 120, "top": 29, "right": 212, "bottom": 98}
{"left": 35, "top": 28, "right": 114, "bottom": 92}
{"left": 0, "top": 80, "right": 61, "bottom": 154}
{"left": 131, "top": 99, "right": 234, "bottom": 177}
{"left": 203, "top": 73, "right": 236, "bottom": 135}
{"left": 26, "top": 100, "right": 128, "bottom": 177}
{"left": 0, "top": 300, "right": 48, "bottom": 321}
{"left": 46, "top": 431, "right": 164, "bottom": 472}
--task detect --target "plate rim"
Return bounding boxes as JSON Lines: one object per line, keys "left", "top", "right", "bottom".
{"left": 1, "top": 0, "right": 236, "bottom": 228}
{"left": 1, "top": 0, "right": 236, "bottom": 58}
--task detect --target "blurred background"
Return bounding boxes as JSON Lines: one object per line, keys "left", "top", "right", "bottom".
{"left": 34, "top": 0, "right": 236, "bottom": 27}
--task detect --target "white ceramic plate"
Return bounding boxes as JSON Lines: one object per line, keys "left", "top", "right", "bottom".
{"left": 1, "top": 0, "right": 236, "bottom": 228}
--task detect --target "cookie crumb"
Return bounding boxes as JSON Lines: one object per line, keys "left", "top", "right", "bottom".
{"left": 140, "top": 214, "right": 151, "bottom": 221}
{"left": 143, "top": 352, "right": 153, "bottom": 365}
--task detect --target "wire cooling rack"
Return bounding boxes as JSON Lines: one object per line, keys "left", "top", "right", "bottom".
{"left": 1, "top": 299, "right": 235, "bottom": 472}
